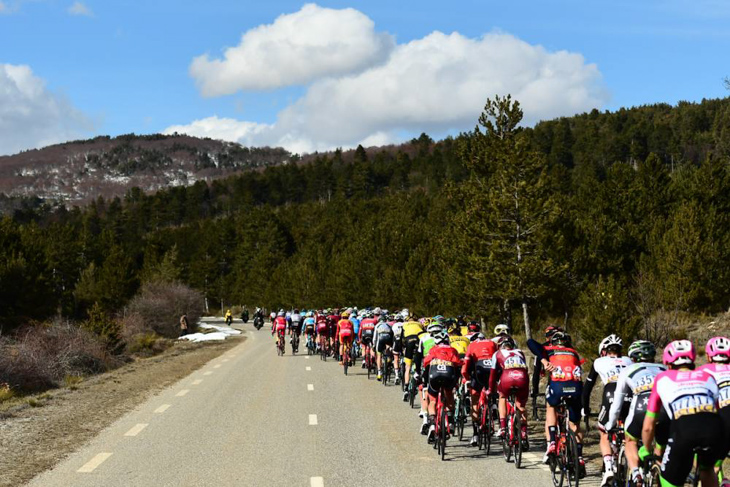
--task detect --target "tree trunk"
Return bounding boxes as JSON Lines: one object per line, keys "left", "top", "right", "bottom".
{"left": 503, "top": 298, "right": 512, "bottom": 328}
{"left": 522, "top": 296, "right": 532, "bottom": 340}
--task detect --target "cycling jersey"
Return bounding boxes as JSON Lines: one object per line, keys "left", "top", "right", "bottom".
{"left": 316, "top": 316, "right": 328, "bottom": 334}
{"left": 337, "top": 319, "right": 354, "bottom": 341}
{"left": 462, "top": 339, "right": 497, "bottom": 392}
{"left": 527, "top": 339, "right": 584, "bottom": 382}
{"left": 583, "top": 356, "right": 632, "bottom": 428}
{"left": 605, "top": 362, "right": 666, "bottom": 437}
{"left": 359, "top": 318, "right": 376, "bottom": 344}
{"left": 374, "top": 322, "right": 394, "bottom": 353}
{"left": 698, "top": 363, "right": 730, "bottom": 410}
{"left": 392, "top": 322, "right": 404, "bottom": 340}
{"left": 490, "top": 349, "right": 529, "bottom": 404}
{"left": 289, "top": 313, "right": 302, "bottom": 332}
{"left": 402, "top": 321, "right": 424, "bottom": 338}
{"left": 449, "top": 335, "right": 470, "bottom": 357}
{"left": 303, "top": 317, "right": 316, "bottom": 333}
{"left": 273, "top": 316, "right": 287, "bottom": 334}
{"left": 424, "top": 343, "right": 463, "bottom": 398}
{"left": 350, "top": 316, "right": 361, "bottom": 336}
{"left": 647, "top": 369, "right": 719, "bottom": 420}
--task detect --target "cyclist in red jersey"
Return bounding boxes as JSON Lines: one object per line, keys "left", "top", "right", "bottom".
{"left": 316, "top": 312, "right": 328, "bottom": 353}
{"left": 337, "top": 312, "right": 355, "bottom": 366}
{"left": 359, "top": 313, "right": 377, "bottom": 368}
{"left": 424, "top": 329, "right": 462, "bottom": 442}
{"left": 462, "top": 332, "right": 498, "bottom": 446}
{"left": 271, "top": 311, "right": 287, "bottom": 353}
{"left": 326, "top": 309, "right": 340, "bottom": 355}
{"left": 490, "top": 336, "right": 530, "bottom": 449}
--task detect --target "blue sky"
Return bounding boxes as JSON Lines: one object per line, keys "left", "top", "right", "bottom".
{"left": 1, "top": 0, "right": 728, "bottom": 155}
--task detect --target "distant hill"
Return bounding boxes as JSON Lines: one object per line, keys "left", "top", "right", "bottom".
{"left": 0, "top": 133, "right": 291, "bottom": 204}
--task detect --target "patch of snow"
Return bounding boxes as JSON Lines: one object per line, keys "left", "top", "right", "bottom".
{"left": 179, "top": 332, "right": 229, "bottom": 342}
{"left": 198, "top": 323, "right": 241, "bottom": 335}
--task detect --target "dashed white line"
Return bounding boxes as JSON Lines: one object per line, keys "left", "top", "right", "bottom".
{"left": 222, "top": 359, "right": 229, "bottom": 363}
{"left": 154, "top": 404, "right": 171, "bottom": 414}
{"left": 213, "top": 364, "right": 222, "bottom": 369}
{"left": 310, "top": 477, "right": 324, "bottom": 487}
{"left": 307, "top": 384, "right": 314, "bottom": 391}
{"left": 192, "top": 379, "right": 203, "bottom": 385}
{"left": 124, "top": 423, "right": 148, "bottom": 437}
{"left": 522, "top": 452, "right": 550, "bottom": 471}
{"left": 176, "top": 389, "right": 190, "bottom": 397}
{"left": 77, "top": 452, "right": 112, "bottom": 473}
{"left": 306, "top": 366, "right": 311, "bottom": 371}
{"left": 305, "top": 355, "right": 310, "bottom": 360}
{"left": 309, "top": 414, "right": 318, "bottom": 426}
{"left": 204, "top": 371, "right": 213, "bottom": 376}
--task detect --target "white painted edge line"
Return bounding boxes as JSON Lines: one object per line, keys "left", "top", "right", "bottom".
{"left": 176, "top": 389, "right": 190, "bottom": 397}
{"left": 306, "top": 366, "right": 311, "bottom": 371}
{"left": 307, "top": 384, "right": 314, "bottom": 391}
{"left": 192, "top": 379, "right": 203, "bottom": 385}
{"left": 124, "top": 423, "right": 148, "bottom": 437}
{"left": 311, "top": 477, "right": 324, "bottom": 487}
{"left": 154, "top": 404, "right": 171, "bottom": 413}
{"left": 203, "top": 371, "right": 213, "bottom": 376}
{"left": 213, "top": 364, "right": 222, "bottom": 369}
{"left": 522, "top": 452, "right": 550, "bottom": 471}
{"left": 77, "top": 452, "right": 112, "bottom": 473}
{"left": 308, "top": 414, "right": 318, "bottom": 426}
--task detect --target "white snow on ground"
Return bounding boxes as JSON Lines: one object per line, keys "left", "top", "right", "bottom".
{"left": 178, "top": 323, "right": 242, "bottom": 342}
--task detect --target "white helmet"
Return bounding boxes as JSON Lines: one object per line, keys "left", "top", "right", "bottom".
{"left": 599, "top": 334, "right": 623, "bottom": 355}
{"left": 494, "top": 324, "right": 510, "bottom": 336}
{"left": 374, "top": 307, "right": 382, "bottom": 315}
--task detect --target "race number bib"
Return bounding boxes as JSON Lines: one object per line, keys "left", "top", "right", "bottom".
{"left": 670, "top": 394, "right": 716, "bottom": 419}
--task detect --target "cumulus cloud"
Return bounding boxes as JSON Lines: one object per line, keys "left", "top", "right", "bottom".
{"left": 0, "top": 64, "right": 93, "bottom": 156}
{"left": 68, "top": 1, "right": 92, "bottom": 16}
{"left": 190, "top": 3, "right": 395, "bottom": 96}
{"left": 163, "top": 116, "right": 271, "bottom": 145}
{"left": 173, "top": 7, "right": 608, "bottom": 154}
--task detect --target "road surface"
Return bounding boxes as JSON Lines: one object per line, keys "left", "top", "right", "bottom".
{"left": 29, "top": 323, "right": 595, "bottom": 486}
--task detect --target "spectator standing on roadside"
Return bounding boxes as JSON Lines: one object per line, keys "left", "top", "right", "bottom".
{"left": 180, "top": 314, "right": 189, "bottom": 337}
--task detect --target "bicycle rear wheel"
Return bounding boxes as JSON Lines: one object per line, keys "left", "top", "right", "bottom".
{"left": 409, "top": 380, "right": 416, "bottom": 408}
{"left": 550, "top": 452, "right": 565, "bottom": 487}
{"left": 616, "top": 444, "right": 628, "bottom": 486}
{"left": 440, "top": 406, "right": 447, "bottom": 461}
{"left": 566, "top": 431, "right": 580, "bottom": 487}
{"left": 513, "top": 412, "right": 522, "bottom": 469}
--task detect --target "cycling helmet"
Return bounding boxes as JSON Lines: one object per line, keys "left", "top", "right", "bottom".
{"left": 426, "top": 323, "right": 443, "bottom": 334}
{"left": 432, "top": 315, "right": 444, "bottom": 322}
{"left": 706, "top": 336, "right": 730, "bottom": 363}
{"left": 374, "top": 307, "right": 382, "bottom": 315}
{"left": 662, "top": 340, "right": 695, "bottom": 366}
{"left": 395, "top": 315, "right": 404, "bottom": 322}
{"left": 550, "top": 331, "right": 570, "bottom": 346}
{"left": 628, "top": 340, "right": 656, "bottom": 362}
{"left": 598, "top": 334, "right": 623, "bottom": 356}
{"left": 277, "top": 311, "right": 285, "bottom": 317}
{"left": 467, "top": 321, "right": 481, "bottom": 333}
{"left": 545, "top": 325, "right": 562, "bottom": 339}
{"left": 499, "top": 336, "right": 516, "bottom": 349}
{"left": 341, "top": 311, "right": 350, "bottom": 318}
{"left": 432, "top": 329, "right": 449, "bottom": 345}
{"left": 470, "top": 332, "right": 486, "bottom": 342}
{"left": 494, "top": 324, "right": 510, "bottom": 336}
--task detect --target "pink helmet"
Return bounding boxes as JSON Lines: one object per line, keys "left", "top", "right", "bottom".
{"left": 706, "top": 336, "right": 730, "bottom": 363}
{"left": 662, "top": 340, "right": 695, "bottom": 366}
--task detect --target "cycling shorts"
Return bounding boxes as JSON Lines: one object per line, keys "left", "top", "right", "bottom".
{"left": 376, "top": 333, "right": 394, "bottom": 353}
{"left": 470, "top": 363, "right": 492, "bottom": 392}
{"left": 427, "top": 365, "right": 458, "bottom": 398}
{"left": 393, "top": 336, "right": 403, "bottom": 354}
{"left": 546, "top": 381, "right": 583, "bottom": 424}
{"left": 624, "top": 391, "right": 650, "bottom": 440}
{"left": 598, "top": 382, "right": 629, "bottom": 431}
{"left": 404, "top": 336, "right": 419, "bottom": 362}
{"left": 317, "top": 324, "right": 328, "bottom": 335}
{"left": 720, "top": 406, "right": 730, "bottom": 460}
{"left": 290, "top": 322, "right": 302, "bottom": 334}
{"left": 339, "top": 332, "right": 353, "bottom": 346}
{"left": 660, "top": 413, "right": 725, "bottom": 487}
{"left": 360, "top": 331, "right": 374, "bottom": 347}
{"left": 276, "top": 328, "right": 285, "bottom": 338}
{"left": 305, "top": 325, "right": 315, "bottom": 335}
{"left": 497, "top": 369, "right": 529, "bottom": 404}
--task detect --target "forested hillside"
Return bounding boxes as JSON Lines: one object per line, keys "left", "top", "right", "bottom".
{"left": 3, "top": 96, "right": 730, "bottom": 352}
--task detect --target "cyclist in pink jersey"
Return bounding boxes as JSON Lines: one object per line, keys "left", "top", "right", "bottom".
{"left": 642, "top": 340, "right": 724, "bottom": 487}
{"left": 698, "top": 336, "right": 730, "bottom": 482}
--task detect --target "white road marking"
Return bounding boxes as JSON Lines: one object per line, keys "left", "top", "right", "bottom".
{"left": 124, "top": 423, "right": 148, "bottom": 437}
{"left": 176, "top": 389, "right": 190, "bottom": 397}
{"left": 310, "top": 477, "right": 324, "bottom": 487}
{"left": 309, "top": 414, "right": 318, "bottom": 425}
{"left": 306, "top": 366, "right": 311, "bottom": 371}
{"left": 204, "top": 371, "right": 213, "bottom": 376}
{"left": 307, "top": 384, "right": 314, "bottom": 391}
{"left": 222, "top": 359, "right": 229, "bottom": 362}
{"left": 522, "top": 452, "right": 550, "bottom": 471}
{"left": 77, "top": 452, "right": 112, "bottom": 473}
{"left": 213, "top": 364, "right": 222, "bottom": 369}
{"left": 154, "top": 404, "right": 171, "bottom": 413}
{"left": 192, "top": 379, "right": 203, "bottom": 385}
{"left": 305, "top": 355, "right": 310, "bottom": 360}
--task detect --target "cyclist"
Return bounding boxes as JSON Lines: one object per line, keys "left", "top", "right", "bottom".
{"left": 374, "top": 315, "right": 394, "bottom": 381}
{"left": 271, "top": 311, "right": 287, "bottom": 353}
{"left": 392, "top": 314, "right": 405, "bottom": 385}
{"left": 447, "top": 319, "right": 470, "bottom": 358}
{"left": 289, "top": 308, "right": 303, "bottom": 353}
{"left": 225, "top": 309, "right": 233, "bottom": 326}
{"left": 641, "top": 340, "right": 724, "bottom": 487}
{"left": 604, "top": 340, "right": 665, "bottom": 486}
{"left": 490, "top": 336, "right": 530, "bottom": 450}
{"left": 462, "top": 331, "right": 498, "bottom": 446}
{"left": 415, "top": 322, "right": 443, "bottom": 433}
{"left": 303, "top": 311, "right": 316, "bottom": 352}
{"left": 527, "top": 331, "right": 586, "bottom": 476}
{"left": 492, "top": 323, "right": 510, "bottom": 343}
{"left": 326, "top": 309, "right": 340, "bottom": 357}
{"left": 465, "top": 320, "right": 481, "bottom": 340}
{"left": 359, "top": 312, "right": 377, "bottom": 369}
{"left": 316, "top": 311, "right": 329, "bottom": 353}
{"left": 336, "top": 311, "right": 354, "bottom": 366}
{"left": 423, "top": 329, "right": 462, "bottom": 443}
{"left": 402, "top": 317, "right": 425, "bottom": 401}
{"left": 698, "top": 336, "right": 730, "bottom": 483}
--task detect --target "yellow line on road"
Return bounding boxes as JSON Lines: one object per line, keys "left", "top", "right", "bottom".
{"left": 77, "top": 452, "right": 112, "bottom": 473}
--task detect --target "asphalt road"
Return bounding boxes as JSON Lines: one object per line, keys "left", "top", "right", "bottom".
{"left": 28, "top": 321, "right": 595, "bottom": 487}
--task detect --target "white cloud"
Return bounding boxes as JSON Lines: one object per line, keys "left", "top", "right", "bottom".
{"left": 173, "top": 7, "right": 608, "bottom": 154}
{"left": 189, "top": 3, "right": 395, "bottom": 96}
{"left": 68, "top": 1, "right": 92, "bottom": 16}
{"left": 163, "top": 116, "right": 271, "bottom": 144}
{"left": 0, "top": 64, "right": 93, "bottom": 156}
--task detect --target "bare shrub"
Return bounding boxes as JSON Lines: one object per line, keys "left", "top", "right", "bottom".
{"left": 126, "top": 281, "right": 204, "bottom": 339}
{"left": 0, "top": 319, "right": 119, "bottom": 393}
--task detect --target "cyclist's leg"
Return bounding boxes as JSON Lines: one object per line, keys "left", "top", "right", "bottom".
{"left": 598, "top": 387, "right": 614, "bottom": 473}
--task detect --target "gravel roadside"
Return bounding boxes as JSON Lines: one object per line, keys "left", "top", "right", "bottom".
{"left": 0, "top": 336, "right": 243, "bottom": 487}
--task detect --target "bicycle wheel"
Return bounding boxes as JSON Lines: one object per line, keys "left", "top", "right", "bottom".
{"left": 616, "top": 444, "right": 628, "bottom": 487}
{"left": 647, "top": 464, "right": 662, "bottom": 487}
{"left": 457, "top": 396, "right": 465, "bottom": 441}
{"left": 367, "top": 356, "right": 372, "bottom": 380}
{"left": 485, "top": 403, "right": 493, "bottom": 455}
{"left": 513, "top": 411, "right": 522, "bottom": 469}
{"left": 566, "top": 430, "right": 580, "bottom": 487}
{"left": 409, "top": 379, "right": 416, "bottom": 408}
{"left": 440, "top": 405, "right": 447, "bottom": 461}
{"left": 501, "top": 415, "right": 511, "bottom": 462}
{"left": 550, "top": 451, "right": 565, "bottom": 487}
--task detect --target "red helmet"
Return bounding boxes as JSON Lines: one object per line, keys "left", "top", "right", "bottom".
{"left": 467, "top": 321, "right": 481, "bottom": 332}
